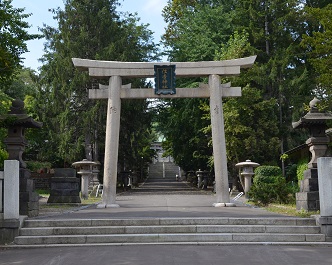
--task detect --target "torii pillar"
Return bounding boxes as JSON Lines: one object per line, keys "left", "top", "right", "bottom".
{"left": 72, "top": 56, "right": 257, "bottom": 208}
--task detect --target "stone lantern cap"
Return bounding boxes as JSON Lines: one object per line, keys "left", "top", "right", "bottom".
{"left": 235, "top": 159, "right": 260, "bottom": 168}
{"left": 292, "top": 97, "right": 332, "bottom": 129}
{"left": 72, "top": 159, "right": 99, "bottom": 174}
{"left": 235, "top": 160, "right": 260, "bottom": 174}
{"left": 0, "top": 99, "right": 42, "bottom": 128}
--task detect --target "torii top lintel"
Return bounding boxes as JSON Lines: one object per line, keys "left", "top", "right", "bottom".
{"left": 72, "top": 56, "right": 257, "bottom": 78}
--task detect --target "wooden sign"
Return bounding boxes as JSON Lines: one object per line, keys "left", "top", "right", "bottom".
{"left": 154, "top": 65, "right": 176, "bottom": 95}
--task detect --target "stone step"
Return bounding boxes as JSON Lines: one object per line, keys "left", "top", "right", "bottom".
{"left": 14, "top": 217, "right": 325, "bottom": 246}
{"left": 19, "top": 225, "right": 321, "bottom": 236}
{"left": 14, "top": 232, "right": 326, "bottom": 245}
{"left": 22, "top": 217, "right": 317, "bottom": 228}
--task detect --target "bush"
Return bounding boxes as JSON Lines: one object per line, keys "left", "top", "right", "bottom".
{"left": 249, "top": 166, "right": 294, "bottom": 206}
{"left": 0, "top": 148, "right": 8, "bottom": 169}
{"left": 255, "top": 165, "right": 282, "bottom": 178}
{"left": 26, "top": 161, "right": 52, "bottom": 172}
{"left": 296, "top": 159, "right": 308, "bottom": 186}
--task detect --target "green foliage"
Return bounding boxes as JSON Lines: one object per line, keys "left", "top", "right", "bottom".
{"left": 249, "top": 165, "right": 296, "bottom": 206}
{"left": 26, "top": 161, "right": 52, "bottom": 172}
{"left": 254, "top": 166, "right": 282, "bottom": 179}
{"left": 34, "top": 0, "right": 158, "bottom": 170}
{"left": 163, "top": 2, "right": 233, "bottom": 61}
{"left": 156, "top": 98, "right": 211, "bottom": 171}
{"left": 296, "top": 159, "right": 308, "bottom": 184}
{"left": 215, "top": 30, "right": 253, "bottom": 61}
{"left": 301, "top": 4, "right": 332, "bottom": 109}
{"left": 0, "top": 148, "right": 9, "bottom": 169}
{"left": 249, "top": 166, "right": 295, "bottom": 206}
{"left": 0, "top": 0, "right": 40, "bottom": 88}
{"left": 249, "top": 175, "right": 296, "bottom": 206}
{"left": 284, "top": 163, "right": 298, "bottom": 182}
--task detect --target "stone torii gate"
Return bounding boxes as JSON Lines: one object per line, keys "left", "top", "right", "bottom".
{"left": 72, "top": 56, "right": 256, "bottom": 208}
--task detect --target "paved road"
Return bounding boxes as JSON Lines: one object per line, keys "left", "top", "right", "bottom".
{"left": 1, "top": 245, "right": 332, "bottom": 265}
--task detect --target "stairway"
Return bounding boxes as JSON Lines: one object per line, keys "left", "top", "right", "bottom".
{"left": 149, "top": 161, "right": 179, "bottom": 180}
{"left": 14, "top": 217, "right": 326, "bottom": 246}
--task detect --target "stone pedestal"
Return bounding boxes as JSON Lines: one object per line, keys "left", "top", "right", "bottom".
{"left": 317, "top": 157, "right": 332, "bottom": 240}
{"left": 47, "top": 168, "right": 81, "bottom": 203}
{"left": 296, "top": 168, "right": 319, "bottom": 211}
{"left": 19, "top": 169, "right": 39, "bottom": 216}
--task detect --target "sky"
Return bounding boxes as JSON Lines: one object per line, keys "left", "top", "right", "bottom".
{"left": 11, "top": 0, "right": 168, "bottom": 71}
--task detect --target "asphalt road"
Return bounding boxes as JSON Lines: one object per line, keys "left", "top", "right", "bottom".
{"left": 1, "top": 245, "right": 332, "bottom": 265}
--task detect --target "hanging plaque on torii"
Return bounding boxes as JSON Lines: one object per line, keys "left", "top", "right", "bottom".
{"left": 154, "top": 65, "right": 176, "bottom": 95}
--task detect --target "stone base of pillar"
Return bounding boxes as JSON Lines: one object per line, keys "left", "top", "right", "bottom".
{"left": 19, "top": 169, "right": 39, "bottom": 217}
{"left": 317, "top": 217, "right": 332, "bottom": 242}
{"left": 0, "top": 219, "right": 20, "bottom": 245}
{"left": 97, "top": 203, "right": 120, "bottom": 208}
{"left": 213, "top": 202, "right": 236, "bottom": 207}
{"left": 296, "top": 191, "right": 320, "bottom": 211}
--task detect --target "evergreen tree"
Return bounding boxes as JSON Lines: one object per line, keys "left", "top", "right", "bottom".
{"left": 37, "top": 0, "right": 158, "bottom": 168}
{"left": 301, "top": 4, "right": 332, "bottom": 109}
{"left": 0, "top": 0, "right": 40, "bottom": 89}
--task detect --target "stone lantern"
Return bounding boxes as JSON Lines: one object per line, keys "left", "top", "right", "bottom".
{"left": 91, "top": 161, "right": 101, "bottom": 186}
{"left": 72, "top": 159, "right": 98, "bottom": 199}
{"left": 235, "top": 160, "right": 260, "bottom": 198}
{"left": 0, "top": 99, "right": 42, "bottom": 217}
{"left": 292, "top": 98, "right": 332, "bottom": 211}
{"left": 196, "top": 169, "right": 209, "bottom": 189}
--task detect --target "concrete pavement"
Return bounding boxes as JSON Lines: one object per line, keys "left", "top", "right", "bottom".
{"left": 34, "top": 177, "right": 287, "bottom": 220}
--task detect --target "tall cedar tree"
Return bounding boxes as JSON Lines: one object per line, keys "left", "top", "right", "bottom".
{"left": 37, "top": 0, "right": 158, "bottom": 170}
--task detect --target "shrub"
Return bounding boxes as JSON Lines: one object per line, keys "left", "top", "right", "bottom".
{"left": 249, "top": 166, "right": 294, "bottom": 206}
{"left": 255, "top": 165, "right": 282, "bottom": 178}
{"left": 26, "top": 161, "right": 52, "bottom": 172}
{"left": 296, "top": 159, "right": 308, "bottom": 186}
{"left": 0, "top": 148, "right": 8, "bottom": 169}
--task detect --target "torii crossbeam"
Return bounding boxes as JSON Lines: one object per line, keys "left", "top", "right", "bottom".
{"left": 72, "top": 56, "right": 256, "bottom": 208}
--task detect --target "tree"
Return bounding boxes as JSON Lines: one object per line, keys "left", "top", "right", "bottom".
{"left": 301, "top": 4, "right": 332, "bottom": 109}
{"left": 156, "top": 98, "right": 211, "bottom": 171}
{"left": 162, "top": 1, "right": 234, "bottom": 61}
{"left": 0, "top": 0, "right": 40, "bottom": 88}
{"left": 36, "top": 0, "right": 158, "bottom": 168}
{"left": 159, "top": 0, "right": 317, "bottom": 173}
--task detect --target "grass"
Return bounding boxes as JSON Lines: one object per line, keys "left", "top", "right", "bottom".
{"left": 263, "top": 203, "right": 319, "bottom": 218}
{"left": 36, "top": 189, "right": 102, "bottom": 215}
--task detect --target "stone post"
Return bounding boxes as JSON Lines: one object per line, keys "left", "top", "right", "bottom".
{"left": 317, "top": 157, "right": 332, "bottom": 240}
{"left": 98, "top": 76, "right": 121, "bottom": 208}
{"left": 3, "top": 160, "right": 19, "bottom": 220}
{"left": 209, "top": 75, "right": 234, "bottom": 207}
